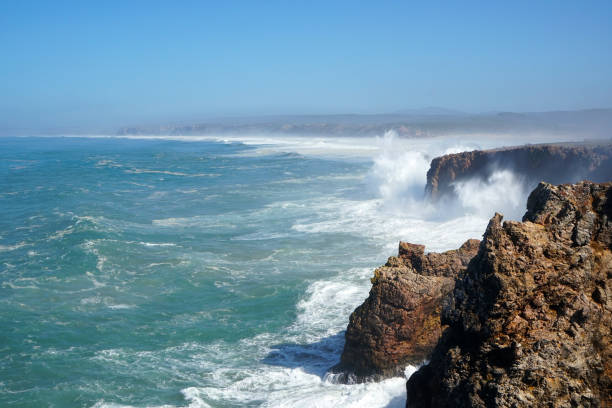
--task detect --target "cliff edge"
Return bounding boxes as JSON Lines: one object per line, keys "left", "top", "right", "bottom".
{"left": 425, "top": 142, "right": 612, "bottom": 201}
{"left": 406, "top": 181, "right": 612, "bottom": 407}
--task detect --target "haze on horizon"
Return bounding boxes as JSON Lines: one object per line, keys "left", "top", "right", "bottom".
{"left": 1, "top": 1, "right": 611, "bottom": 135}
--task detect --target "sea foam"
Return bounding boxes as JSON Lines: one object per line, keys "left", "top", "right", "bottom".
{"left": 1, "top": 134, "right": 578, "bottom": 408}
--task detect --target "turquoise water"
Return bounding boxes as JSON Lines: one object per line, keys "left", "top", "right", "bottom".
{"left": 1, "top": 137, "right": 399, "bottom": 407}
{"left": 1, "top": 134, "right": 538, "bottom": 407}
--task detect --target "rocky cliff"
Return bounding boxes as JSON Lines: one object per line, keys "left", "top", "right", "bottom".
{"left": 331, "top": 239, "right": 480, "bottom": 382}
{"left": 406, "top": 181, "right": 612, "bottom": 407}
{"left": 425, "top": 142, "right": 612, "bottom": 201}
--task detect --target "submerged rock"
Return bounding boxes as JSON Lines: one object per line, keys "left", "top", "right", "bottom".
{"left": 406, "top": 181, "right": 612, "bottom": 407}
{"left": 331, "top": 239, "right": 479, "bottom": 382}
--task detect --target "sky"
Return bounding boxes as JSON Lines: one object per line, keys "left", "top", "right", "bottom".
{"left": 1, "top": 1, "right": 612, "bottom": 133}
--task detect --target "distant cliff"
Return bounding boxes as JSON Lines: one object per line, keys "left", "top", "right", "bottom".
{"left": 116, "top": 109, "right": 612, "bottom": 139}
{"left": 407, "top": 182, "right": 612, "bottom": 407}
{"left": 425, "top": 142, "right": 612, "bottom": 201}
{"left": 331, "top": 239, "right": 480, "bottom": 382}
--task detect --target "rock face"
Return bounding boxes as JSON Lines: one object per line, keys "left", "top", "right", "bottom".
{"left": 425, "top": 143, "right": 612, "bottom": 201}
{"left": 406, "top": 181, "right": 612, "bottom": 407}
{"left": 331, "top": 239, "right": 480, "bottom": 382}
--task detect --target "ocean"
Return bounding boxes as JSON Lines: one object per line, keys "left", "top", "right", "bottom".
{"left": 0, "top": 133, "right": 573, "bottom": 407}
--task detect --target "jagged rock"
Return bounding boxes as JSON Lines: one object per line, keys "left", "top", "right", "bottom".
{"left": 331, "top": 239, "right": 480, "bottom": 382}
{"left": 425, "top": 143, "right": 612, "bottom": 201}
{"left": 397, "top": 240, "right": 480, "bottom": 278}
{"left": 406, "top": 181, "right": 612, "bottom": 408}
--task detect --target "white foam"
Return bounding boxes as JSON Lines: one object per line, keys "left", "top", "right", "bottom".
{"left": 230, "top": 232, "right": 290, "bottom": 241}
{"left": 91, "top": 401, "right": 204, "bottom": 408}
{"left": 85, "top": 271, "right": 106, "bottom": 288}
{"left": 170, "top": 264, "right": 414, "bottom": 408}
{"left": 147, "top": 191, "right": 168, "bottom": 199}
{"left": 124, "top": 168, "right": 219, "bottom": 177}
{"left": 294, "top": 267, "right": 373, "bottom": 338}
{"left": 262, "top": 376, "right": 409, "bottom": 408}
{"left": 95, "top": 159, "right": 123, "bottom": 168}
{"left": 47, "top": 225, "right": 75, "bottom": 240}
{"left": 2, "top": 280, "right": 39, "bottom": 290}
{"left": 145, "top": 262, "right": 174, "bottom": 268}
{"left": 107, "top": 304, "right": 136, "bottom": 310}
{"left": 453, "top": 169, "right": 528, "bottom": 220}
{"left": 181, "top": 388, "right": 213, "bottom": 408}
{"left": 0, "top": 242, "right": 29, "bottom": 252}
{"left": 60, "top": 132, "right": 584, "bottom": 161}
{"left": 291, "top": 196, "right": 487, "bottom": 254}
{"left": 152, "top": 217, "right": 194, "bottom": 227}
{"left": 46, "top": 132, "right": 592, "bottom": 407}
{"left": 137, "top": 241, "right": 177, "bottom": 247}
{"left": 83, "top": 260, "right": 412, "bottom": 407}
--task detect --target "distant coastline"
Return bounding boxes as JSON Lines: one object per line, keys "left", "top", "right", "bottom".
{"left": 115, "top": 108, "right": 612, "bottom": 139}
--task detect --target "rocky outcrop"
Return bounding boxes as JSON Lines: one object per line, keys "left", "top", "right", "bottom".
{"left": 406, "top": 181, "right": 612, "bottom": 407}
{"left": 426, "top": 142, "right": 612, "bottom": 201}
{"left": 331, "top": 239, "right": 480, "bottom": 382}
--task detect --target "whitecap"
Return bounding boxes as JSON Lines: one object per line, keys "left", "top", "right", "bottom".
{"left": 0, "top": 242, "right": 28, "bottom": 252}
{"left": 137, "top": 241, "right": 176, "bottom": 247}
{"left": 47, "top": 226, "right": 75, "bottom": 240}
{"left": 107, "top": 304, "right": 136, "bottom": 310}
{"left": 230, "top": 232, "right": 290, "bottom": 241}
{"left": 124, "top": 168, "right": 219, "bottom": 177}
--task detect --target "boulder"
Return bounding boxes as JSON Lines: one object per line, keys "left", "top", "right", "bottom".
{"left": 331, "top": 239, "right": 479, "bottom": 382}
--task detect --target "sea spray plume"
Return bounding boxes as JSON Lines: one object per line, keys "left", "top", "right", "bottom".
{"left": 365, "top": 132, "right": 530, "bottom": 221}
{"left": 425, "top": 142, "right": 612, "bottom": 202}
{"left": 366, "top": 130, "right": 433, "bottom": 214}
{"left": 451, "top": 169, "right": 528, "bottom": 220}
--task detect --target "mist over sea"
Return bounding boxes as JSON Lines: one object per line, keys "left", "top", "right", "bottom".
{"left": 0, "top": 133, "right": 584, "bottom": 407}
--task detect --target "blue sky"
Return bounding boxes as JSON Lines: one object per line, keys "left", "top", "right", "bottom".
{"left": 1, "top": 1, "right": 611, "bottom": 132}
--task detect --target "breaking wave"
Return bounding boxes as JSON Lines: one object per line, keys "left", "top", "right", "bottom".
{"left": 1, "top": 134, "right": 578, "bottom": 407}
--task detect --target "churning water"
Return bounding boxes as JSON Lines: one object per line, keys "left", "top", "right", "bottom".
{"left": 0, "top": 132, "right": 571, "bottom": 407}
